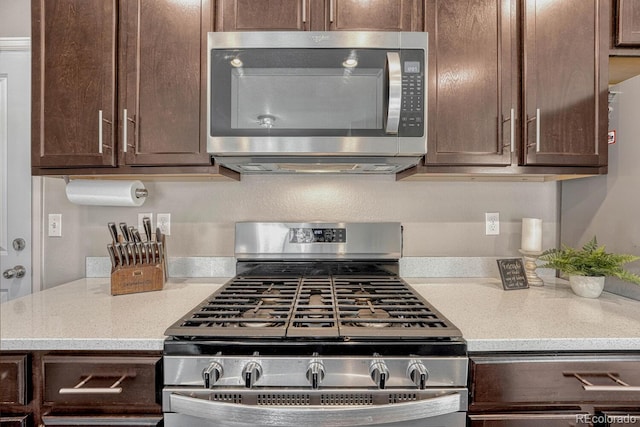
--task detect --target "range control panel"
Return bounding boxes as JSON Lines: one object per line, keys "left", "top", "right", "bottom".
{"left": 399, "top": 50, "right": 425, "bottom": 137}
{"left": 289, "top": 228, "right": 347, "bottom": 244}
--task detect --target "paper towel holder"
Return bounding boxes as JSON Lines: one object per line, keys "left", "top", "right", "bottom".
{"left": 65, "top": 177, "right": 149, "bottom": 201}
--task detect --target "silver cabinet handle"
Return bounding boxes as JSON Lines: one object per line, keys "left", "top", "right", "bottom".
{"left": 329, "top": 0, "right": 335, "bottom": 23}
{"left": 301, "top": 0, "right": 306, "bottom": 24}
{"left": 170, "top": 391, "right": 464, "bottom": 426}
{"left": 59, "top": 374, "right": 126, "bottom": 395}
{"left": 98, "top": 110, "right": 103, "bottom": 154}
{"left": 510, "top": 108, "right": 515, "bottom": 153}
{"left": 385, "top": 52, "right": 401, "bottom": 134}
{"left": 569, "top": 372, "right": 640, "bottom": 392}
{"left": 535, "top": 107, "right": 540, "bottom": 152}
{"left": 122, "top": 109, "right": 128, "bottom": 153}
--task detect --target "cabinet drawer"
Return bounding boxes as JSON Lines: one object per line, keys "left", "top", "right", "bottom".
{"left": 43, "top": 355, "right": 161, "bottom": 408}
{"left": 469, "top": 412, "right": 590, "bottom": 426}
{"left": 470, "top": 355, "right": 640, "bottom": 407}
{"left": 42, "top": 415, "right": 162, "bottom": 426}
{"left": 0, "top": 415, "right": 31, "bottom": 427}
{"left": 0, "top": 354, "right": 28, "bottom": 405}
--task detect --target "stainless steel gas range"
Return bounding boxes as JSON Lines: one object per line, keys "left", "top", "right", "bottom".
{"left": 163, "top": 222, "right": 468, "bottom": 427}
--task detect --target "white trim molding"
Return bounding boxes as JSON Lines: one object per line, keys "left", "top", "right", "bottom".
{"left": 0, "top": 37, "right": 31, "bottom": 51}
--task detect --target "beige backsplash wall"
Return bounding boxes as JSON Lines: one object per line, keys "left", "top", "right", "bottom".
{"left": 41, "top": 175, "right": 560, "bottom": 288}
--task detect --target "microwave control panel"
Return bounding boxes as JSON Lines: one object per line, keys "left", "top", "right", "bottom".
{"left": 399, "top": 50, "right": 425, "bottom": 137}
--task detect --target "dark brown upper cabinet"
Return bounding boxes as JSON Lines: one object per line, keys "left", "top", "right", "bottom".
{"left": 425, "top": 0, "right": 516, "bottom": 166}
{"left": 32, "top": 0, "right": 216, "bottom": 173}
{"left": 615, "top": 0, "right": 640, "bottom": 46}
{"left": 420, "top": 0, "right": 607, "bottom": 172}
{"left": 522, "top": 0, "right": 608, "bottom": 167}
{"left": 32, "top": 0, "right": 118, "bottom": 169}
{"left": 215, "top": 0, "right": 423, "bottom": 32}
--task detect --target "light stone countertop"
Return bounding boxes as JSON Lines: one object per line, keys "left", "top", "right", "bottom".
{"left": 405, "top": 278, "right": 640, "bottom": 352}
{"left": 0, "top": 278, "right": 226, "bottom": 351}
{"left": 1, "top": 277, "right": 640, "bottom": 352}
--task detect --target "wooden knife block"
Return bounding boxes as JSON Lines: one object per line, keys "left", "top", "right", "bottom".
{"left": 110, "top": 262, "right": 165, "bottom": 296}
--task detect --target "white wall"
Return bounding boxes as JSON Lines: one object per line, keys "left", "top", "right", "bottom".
{"left": 0, "top": 0, "right": 30, "bottom": 37}
{"left": 561, "top": 74, "right": 640, "bottom": 298}
{"left": 42, "top": 175, "right": 560, "bottom": 287}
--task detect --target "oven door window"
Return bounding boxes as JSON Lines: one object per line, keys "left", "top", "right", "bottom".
{"left": 210, "top": 49, "right": 404, "bottom": 137}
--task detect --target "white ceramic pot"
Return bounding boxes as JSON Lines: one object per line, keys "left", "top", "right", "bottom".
{"left": 569, "top": 275, "right": 605, "bottom": 298}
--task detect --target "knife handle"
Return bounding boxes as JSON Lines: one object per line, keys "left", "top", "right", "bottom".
{"left": 108, "top": 222, "right": 119, "bottom": 244}
{"left": 143, "top": 217, "right": 153, "bottom": 241}
{"left": 119, "top": 223, "right": 130, "bottom": 243}
{"left": 107, "top": 244, "right": 117, "bottom": 269}
{"left": 132, "top": 229, "right": 142, "bottom": 244}
{"left": 114, "top": 243, "right": 124, "bottom": 266}
{"left": 136, "top": 243, "right": 144, "bottom": 265}
{"left": 129, "top": 243, "right": 137, "bottom": 265}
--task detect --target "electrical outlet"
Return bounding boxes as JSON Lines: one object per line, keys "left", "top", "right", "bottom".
{"left": 138, "top": 213, "right": 153, "bottom": 232}
{"left": 485, "top": 212, "right": 500, "bottom": 235}
{"left": 157, "top": 213, "right": 171, "bottom": 235}
{"left": 48, "top": 214, "right": 62, "bottom": 237}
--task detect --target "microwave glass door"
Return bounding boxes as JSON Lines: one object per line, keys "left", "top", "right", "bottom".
{"left": 210, "top": 49, "right": 422, "bottom": 137}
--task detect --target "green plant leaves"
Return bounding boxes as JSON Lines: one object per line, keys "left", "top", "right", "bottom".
{"left": 539, "top": 236, "right": 640, "bottom": 285}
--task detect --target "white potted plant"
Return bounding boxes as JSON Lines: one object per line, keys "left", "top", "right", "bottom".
{"left": 539, "top": 237, "right": 640, "bottom": 298}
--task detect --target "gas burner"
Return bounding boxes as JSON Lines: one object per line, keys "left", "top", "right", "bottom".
{"left": 351, "top": 300, "right": 391, "bottom": 328}
{"left": 241, "top": 305, "right": 276, "bottom": 328}
{"left": 261, "top": 288, "right": 280, "bottom": 303}
{"left": 306, "top": 291, "right": 326, "bottom": 318}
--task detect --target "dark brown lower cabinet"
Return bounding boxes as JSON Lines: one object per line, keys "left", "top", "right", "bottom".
{"left": 469, "top": 354, "right": 640, "bottom": 427}
{"left": 469, "top": 413, "right": 591, "bottom": 426}
{"left": 0, "top": 352, "right": 162, "bottom": 427}
{"left": 0, "top": 416, "right": 31, "bottom": 427}
{"left": 41, "top": 415, "right": 162, "bottom": 426}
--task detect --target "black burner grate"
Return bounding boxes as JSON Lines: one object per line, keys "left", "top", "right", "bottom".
{"left": 165, "top": 272, "right": 461, "bottom": 339}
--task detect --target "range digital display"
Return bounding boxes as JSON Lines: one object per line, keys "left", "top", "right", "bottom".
{"left": 289, "top": 228, "right": 346, "bottom": 244}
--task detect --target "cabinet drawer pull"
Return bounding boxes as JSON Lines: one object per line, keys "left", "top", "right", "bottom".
{"left": 329, "top": 0, "right": 335, "bottom": 23}
{"left": 567, "top": 372, "right": 640, "bottom": 392}
{"left": 59, "top": 374, "right": 127, "bottom": 395}
{"left": 301, "top": 0, "right": 306, "bottom": 24}
{"left": 99, "top": 110, "right": 103, "bottom": 154}
{"left": 123, "top": 109, "right": 128, "bottom": 153}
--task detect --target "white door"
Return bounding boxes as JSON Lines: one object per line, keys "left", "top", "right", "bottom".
{"left": 0, "top": 38, "right": 31, "bottom": 302}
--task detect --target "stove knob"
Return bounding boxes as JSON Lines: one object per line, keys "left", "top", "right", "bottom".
{"left": 306, "top": 360, "right": 326, "bottom": 390}
{"left": 407, "top": 361, "right": 429, "bottom": 390}
{"left": 369, "top": 360, "right": 390, "bottom": 390}
{"left": 242, "top": 361, "right": 262, "bottom": 388}
{"left": 202, "top": 361, "right": 224, "bottom": 388}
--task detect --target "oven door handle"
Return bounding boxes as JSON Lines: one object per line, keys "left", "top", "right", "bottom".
{"left": 385, "top": 51, "right": 402, "bottom": 135}
{"left": 169, "top": 391, "right": 464, "bottom": 426}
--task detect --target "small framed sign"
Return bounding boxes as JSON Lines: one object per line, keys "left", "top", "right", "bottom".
{"left": 496, "top": 258, "right": 529, "bottom": 290}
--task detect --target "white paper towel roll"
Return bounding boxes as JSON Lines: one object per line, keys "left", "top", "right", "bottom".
{"left": 65, "top": 179, "right": 147, "bottom": 207}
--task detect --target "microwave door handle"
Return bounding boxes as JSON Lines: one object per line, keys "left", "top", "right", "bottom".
{"left": 385, "top": 52, "right": 402, "bottom": 134}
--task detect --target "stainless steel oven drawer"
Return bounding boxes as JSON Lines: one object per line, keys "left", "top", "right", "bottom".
{"left": 163, "top": 387, "right": 467, "bottom": 427}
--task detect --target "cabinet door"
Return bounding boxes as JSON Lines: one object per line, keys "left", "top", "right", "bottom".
{"left": 616, "top": 0, "right": 640, "bottom": 46}
{"left": 0, "top": 354, "right": 28, "bottom": 406}
{"left": 216, "top": 0, "right": 314, "bottom": 31}
{"left": 327, "top": 0, "right": 422, "bottom": 31}
{"left": 425, "top": 0, "right": 515, "bottom": 166}
{"left": 469, "top": 413, "right": 590, "bottom": 426}
{"left": 0, "top": 415, "right": 31, "bottom": 427}
{"left": 41, "top": 415, "right": 162, "bottom": 426}
{"left": 119, "top": 0, "right": 212, "bottom": 166}
{"left": 32, "top": 0, "right": 117, "bottom": 168}
{"left": 522, "top": 0, "right": 608, "bottom": 167}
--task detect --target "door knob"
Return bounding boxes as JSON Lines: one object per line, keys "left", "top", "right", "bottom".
{"left": 3, "top": 265, "right": 26, "bottom": 279}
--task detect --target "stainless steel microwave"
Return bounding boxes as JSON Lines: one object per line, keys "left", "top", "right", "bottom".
{"left": 207, "top": 31, "right": 427, "bottom": 174}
